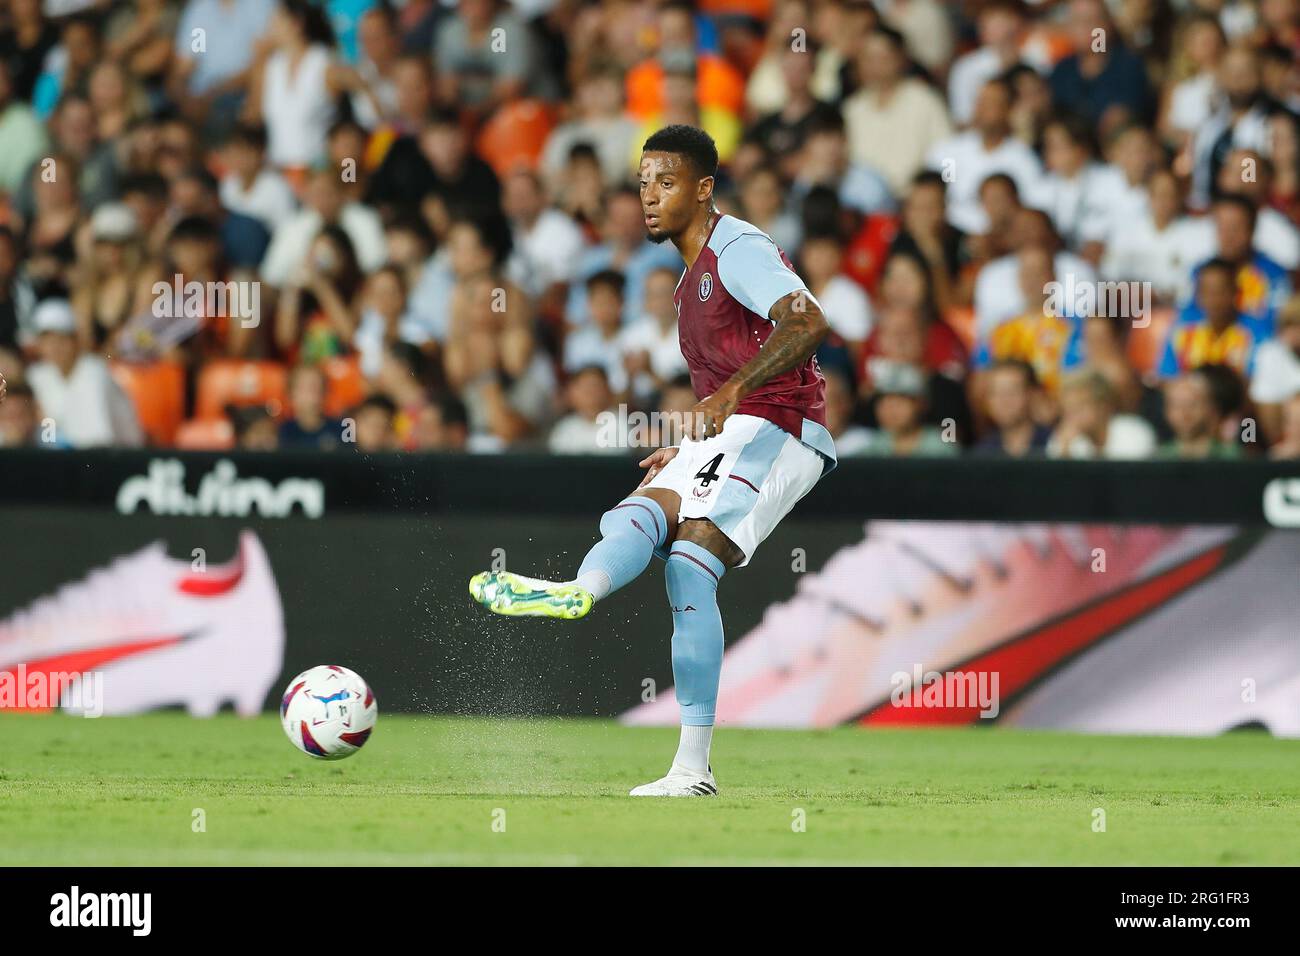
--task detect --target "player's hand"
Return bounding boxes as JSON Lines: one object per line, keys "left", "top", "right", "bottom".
{"left": 690, "top": 384, "right": 740, "bottom": 441}
{"left": 637, "top": 446, "right": 678, "bottom": 487}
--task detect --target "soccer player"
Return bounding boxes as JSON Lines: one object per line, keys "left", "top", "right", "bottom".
{"left": 469, "top": 126, "right": 836, "bottom": 796}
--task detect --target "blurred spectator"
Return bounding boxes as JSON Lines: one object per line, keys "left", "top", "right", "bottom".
{"left": 799, "top": 233, "right": 873, "bottom": 349}
{"left": 365, "top": 107, "right": 500, "bottom": 223}
{"left": 565, "top": 187, "right": 679, "bottom": 326}
{"left": 275, "top": 224, "right": 366, "bottom": 362}
{"left": 549, "top": 364, "right": 624, "bottom": 455}
{"left": 1160, "top": 257, "right": 1265, "bottom": 379}
{"left": 25, "top": 298, "right": 143, "bottom": 447}
{"left": 843, "top": 25, "right": 952, "bottom": 197}
{"left": 858, "top": 360, "right": 957, "bottom": 457}
{"left": 541, "top": 67, "right": 639, "bottom": 188}
{"left": 0, "top": 227, "right": 36, "bottom": 350}
{"left": 0, "top": 380, "right": 39, "bottom": 447}
{"left": 434, "top": 0, "right": 539, "bottom": 113}
{"left": 948, "top": 0, "right": 1037, "bottom": 128}
{"left": 170, "top": 0, "right": 276, "bottom": 141}
{"left": 218, "top": 122, "right": 298, "bottom": 233}
{"left": 1268, "top": 393, "right": 1300, "bottom": 458}
{"left": 975, "top": 359, "right": 1052, "bottom": 457}
{"left": 502, "top": 168, "right": 587, "bottom": 300}
{"left": 824, "top": 364, "right": 873, "bottom": 456}
{"left": 789, "top": 110, "right": 895, "bottom": 217}
{"left": 354, "top": 263, "right": 429, "bottom": 379}
{"left": 1249, "top": 293, "right": 1300, "bottom": 440}
{"left": 279, "top": 364, "right": 342, "bottom": 451}
{"left": 231, "top": 403, "right": 280, "bottom": 450}
{"left": 409, "top": 391, "right": 470, "bottom": 451}
{"left": 1049, "top": 0, "right": 1152, "bottom": 130}
{"left": 618, "top": 265, "right": 687, "bottom": 402}
{"left": 925, "top": 77, "right": 1042, "bottom": 235}
{"left": 0, "top": 59, "right": 49, "bottom": 195}
{"left": 1048, "top": 368, "right": 1156, "bottom": 459}
{"left": 349, "top": 393, "right": 397, "bottom": 452}
{"left": 565, "top": 269, "right": 628, "bottom": 396}
{"left": 261, "top": 167, "right": 386, "bottom": 288}
{"left": 72, "top": 201, "right": 151, "bottom": 352}
{"left": 1159, "top": 366, "right": 1244, "bottom": 459}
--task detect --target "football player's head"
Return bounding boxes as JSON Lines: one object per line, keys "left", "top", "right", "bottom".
{"left": 638, "top": 125, "right": 718, "bottom": 244}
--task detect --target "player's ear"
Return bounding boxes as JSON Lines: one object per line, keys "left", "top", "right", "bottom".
{"left": 697, "top": 175, "right": 715, "bottom": 204}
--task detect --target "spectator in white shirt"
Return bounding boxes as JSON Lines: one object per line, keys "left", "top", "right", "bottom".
{"left": 549, "top": 365, "right": 626, "bottom": 455}
{"left": 1076, "top": 123, "right": 1162, "bottom": 264}
{"left": 947, "top": 0, "right": 1031, "bottom": 128}
{"left": 1048, "top": 367, "right": 1156, "bottom": 459}
{"left": 25, "top": 299, "right": 142, "bottom": 448}
{"left": 1250, "top": 295, "right": 1300, "bottom": 441}
{"left": 925, "top": 76, "right": 1043, "bottom": 235}
{"left": 1031, "top": 115, "right": 1113, "bottom": 250}
{"left": 260, "top": 167, "right": 386, "bottom": 288}
{"left": 565, "top": 270, "right": 628, "bottom": 396}
{"left": 218, "top": 121, "right": 298, "bottom": 232}
{"left": 975, "top": 207, "right": 1097, "bottom": 338}
{"left": 1159, "top": 13, "right": 1226, "bottom": 152}
{"left": 502, "top": 167, "right": 588, "bottom": 300}
{"left": 618, "top": 266, "right": 687, "bottom": 402}
{"left": 843, "top": 25, "right": 953, "bottom": 197}
{"left": 1099, "top": 168, "right": 1206, "bottom": 303}
{"left": 799, "top": 233, "right": 874, "bottom": 349}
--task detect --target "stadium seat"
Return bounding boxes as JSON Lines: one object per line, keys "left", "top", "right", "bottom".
{"left": 476, "top": 99, "right": 555, "bottom": 177}
{"left": 1127, "top": 305, "right": 1175, "bottom": 377}
{"left": 173, "top": 417, "right": 235, "bottom": 450}
{"left": 195, "top": 360, "right": 289, "bottom": 421}
{"left": 319, "top": 355, "right": 368, "bottom": 419}
{"left": 109, "top": 360, "right": 186, "bottom": 446}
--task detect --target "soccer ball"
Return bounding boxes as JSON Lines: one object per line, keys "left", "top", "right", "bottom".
{"left": 280, "top": 665, "right": 377, "bottom": 760}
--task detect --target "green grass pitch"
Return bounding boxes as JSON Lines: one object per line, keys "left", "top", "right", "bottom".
{"left": 2, "top": 713, "right": 1298, "bottom": 865}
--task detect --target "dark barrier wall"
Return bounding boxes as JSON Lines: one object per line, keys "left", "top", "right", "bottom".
{"left": 3, "top": 450, "right": 1300, "bottom": 717}
{"left": 3, "top": 448, "right": 1300, "bottom": 522}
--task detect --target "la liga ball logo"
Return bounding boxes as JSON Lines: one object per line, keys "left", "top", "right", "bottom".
{"left": 699, "top": 272, "right": 713, "bottom": 302}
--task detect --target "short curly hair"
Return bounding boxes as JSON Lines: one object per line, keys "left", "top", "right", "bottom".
{"left": 642, "top": 125, "right": 719, "bottom": 181}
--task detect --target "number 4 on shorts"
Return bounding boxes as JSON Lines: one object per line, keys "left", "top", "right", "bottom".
{"left": 694, "top": 453, "right": 724, "bottom": 487}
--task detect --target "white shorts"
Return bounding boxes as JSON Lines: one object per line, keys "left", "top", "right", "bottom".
{"left": 644, "top": 413, "right": 827, "bottom": 567}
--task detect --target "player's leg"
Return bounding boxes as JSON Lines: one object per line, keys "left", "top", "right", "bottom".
{"left": 468, "top": 486, "right": 682, "bottom": 619}
{"left": 628, "top": 519, "right": 739, "bottom": 797}
{"left": 631, "top": 420, "right": 826, "bottom": 796}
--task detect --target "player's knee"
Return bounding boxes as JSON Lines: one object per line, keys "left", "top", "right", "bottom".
{"left": 674, "top": 519, "right": 743, "bottom": 568}
{"left": 599, "top": 497, "right": 667, "bottom": 548}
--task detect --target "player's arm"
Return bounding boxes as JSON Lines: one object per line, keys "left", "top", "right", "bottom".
{"left": 690, "top": 231, "right": 830, "bottom": 438}
{"left": 720, "top": 290, "right": 830, "bottom": 401}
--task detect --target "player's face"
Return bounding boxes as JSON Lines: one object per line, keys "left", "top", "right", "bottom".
{"left": 639, "top": 151, "right": 709, "bottom": 243}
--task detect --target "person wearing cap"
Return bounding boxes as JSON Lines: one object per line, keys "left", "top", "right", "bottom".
{"left": 72, "top": 202, "right": 147, "bottom": 351}
{"left": 859, "top": 359, "right": 959, "bottom": 456}
{"left": 25, "top": 298, "right": 143, "bottom": 448}
{"left": 1250, "top": 293, "right": 1300, "bottom": 442}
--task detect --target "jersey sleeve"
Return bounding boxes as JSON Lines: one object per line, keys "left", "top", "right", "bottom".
{"left": 715, "top": 232, "right": 810, "bottom": 321}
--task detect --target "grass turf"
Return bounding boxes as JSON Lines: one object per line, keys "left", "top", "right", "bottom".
{"left": 1, "top": 713, "right": 1298, "bottom": 865}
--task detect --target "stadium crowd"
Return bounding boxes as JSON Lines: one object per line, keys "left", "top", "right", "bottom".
{"left": 1, "top": 0, "right": 1300, "bottom": 460}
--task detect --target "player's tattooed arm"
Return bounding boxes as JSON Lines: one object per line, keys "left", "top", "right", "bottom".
{"left": 691, "top": 291, "right": 829, "bottom": 438}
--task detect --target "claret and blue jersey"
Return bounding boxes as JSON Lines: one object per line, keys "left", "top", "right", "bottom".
{"left": 672, "top": 214, "right": 838, "bottom": 472}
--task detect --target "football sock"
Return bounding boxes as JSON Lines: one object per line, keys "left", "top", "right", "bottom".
{"left": 571, "top": 497, "right": 669, "bottom": 601}
{"left": 674, "top": 723, "right": 714, "bottom": 775}
{"left": 666, "top": 540, "right": 726, "bottom": 767}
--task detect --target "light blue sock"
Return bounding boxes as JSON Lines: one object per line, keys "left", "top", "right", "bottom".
{"left": 573, "top": 497, "right": 669, "bottom": 600}
{"left": 666, "top": 540, "right": 726, "bottom": 728}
